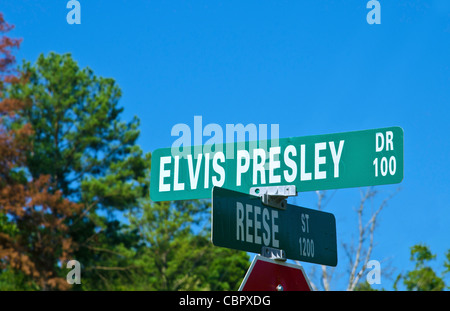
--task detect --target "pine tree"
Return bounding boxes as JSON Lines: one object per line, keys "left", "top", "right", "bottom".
{"left": 6, "top": 51, "right": 150, "bottom": 289}
{"left": 0, "top": 13, "right": 82, "bottom": 290}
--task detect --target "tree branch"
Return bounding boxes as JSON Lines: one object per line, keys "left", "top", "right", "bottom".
{"left": 347, "top": 187, "right": 399, "bottom": 290}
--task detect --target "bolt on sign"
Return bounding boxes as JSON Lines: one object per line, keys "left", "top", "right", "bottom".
{"left": 211, "top": 187, "right": 337, "bottom": 266}
{"left": 150, "top": 126, "right": 403, "bottom": 202}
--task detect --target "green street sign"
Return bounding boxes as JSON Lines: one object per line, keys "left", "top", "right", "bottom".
{"left": 150, "top": 126, "right": 404, "bottom": 202}
{"left": 211, "top": 186, "right": 337, "bottom": 266}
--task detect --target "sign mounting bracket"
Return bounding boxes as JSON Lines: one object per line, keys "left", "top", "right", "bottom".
{"left": 250, "top": 186, "right": 297, "bottom": 262}
{"left": 261, "top": 246, "right": 286, "bottom": 262}
{"left": 249, "top": 185, "right": 297, "bottom": 210}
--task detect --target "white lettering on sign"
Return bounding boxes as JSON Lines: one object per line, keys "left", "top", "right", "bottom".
{"left": 283, "top": 145, "right": 297, "bottom": 182}
{"left": 299, "top": 213, "right": 314, "bottom": 258}
{"left": 159, "top": 156, "right": 172, "bottom": 192}
{"left": 187, "top": 154, "right": 203, "bottom": 189}
{"left": 315, "top": 142, "right": 327, "bottom": 180}
{"left": 174, "top": 155, "right": 184, "bottom": 191}
{"left": 374, "top": 131, "right": 396, "bottom": 177}
{"left": 330, "top": 140, "right": 345, "bottom": 178}
{"left": 301, "top": 213, "right": 310, "bottom": 233}
{"left": 375, "top": 131, "right": 393, "bottom": 152}
{"left": 212, "top": 152, "right": 225, "bottom": 187}
{"left": 300, "top": 144, "right": 312, "bottom": 181}
{"left": 253, "top": 148, "right": 266, "bottom": 185}
{"left": 237, "top": 150, "right": 250, "bottom": 186}
{"left": 269, "top": 146, "right": 281, "bottom": 184}
{"left": 158, "top": 140, "right": 346, "bottom": 192}
{"left": 236, "top": 202, "right": 279, "bottom": 248}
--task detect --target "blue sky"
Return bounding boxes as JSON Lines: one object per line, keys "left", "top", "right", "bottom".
{"left": 2, "top": 0, "right": 450, "bottom": 290}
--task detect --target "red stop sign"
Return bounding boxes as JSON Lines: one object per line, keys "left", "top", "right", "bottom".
{"left": 239, "top": 255, "right": 312, "bottom": 291}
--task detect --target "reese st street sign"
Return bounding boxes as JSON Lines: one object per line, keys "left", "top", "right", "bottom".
{"left": 211, "top": 186, "right": 337, "bottom": 266}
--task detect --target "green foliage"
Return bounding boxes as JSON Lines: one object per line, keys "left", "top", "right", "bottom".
{"left": 126, "top": 200, "right": 250, "bottom": 291}
{"left": 5, "top": 52, "right": 150, "bottom": 289}
{"left": 9, "top": 52, "right": 150, "bottom": 209}
{"left": 354, "top": 282, "right": 383, "bottom": 291}
{"left": 394, "top": 244, "right": 448, "bottom": 291}
{"left": 410, "top": 244, "right": 436, "bottom": 265}
{"left": 2, "top": 51, "right": 250, "bottom": 291}
{"left": 0, "top": 268, "right": 39, "bottom": 291}
{"left": 445, "top": 250, "right": 450, "bottom": 278}
{"left": 0, "top": 213, "right": 18, "bottom": 237}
